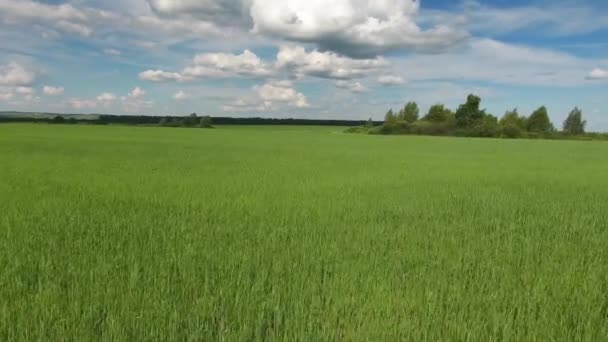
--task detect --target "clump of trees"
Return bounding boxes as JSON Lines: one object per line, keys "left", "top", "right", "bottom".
{"left": 159, "top": 113, "right": 214, "bottom": 129}
{"left": 364, "top": 94, "right": 596, "bottom": 140}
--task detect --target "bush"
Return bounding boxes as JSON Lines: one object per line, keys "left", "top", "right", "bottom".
{"left": 501, "top": 124, "right": 523, "bottom": 139}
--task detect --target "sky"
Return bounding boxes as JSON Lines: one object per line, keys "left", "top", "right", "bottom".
{"left": 0, "top": 0, "right": 607, "bottom": 129}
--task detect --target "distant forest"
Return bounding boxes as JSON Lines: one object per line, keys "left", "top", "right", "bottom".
{"left": 0, "top": 112, "right": 380, "bottom": 127}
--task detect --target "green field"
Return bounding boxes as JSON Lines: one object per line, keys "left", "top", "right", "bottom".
{"left": 1, "top": 123, "right": 608, "bottom": 340}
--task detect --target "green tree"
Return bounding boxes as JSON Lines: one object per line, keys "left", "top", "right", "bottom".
{"left": 384, "top": 109, "right": 397, "bottom": 124}
{"left": 455, "top": 94, "right": 485, "bottom": 127}
{"left": 399, "top": 102, "right": 419, "bottom": 123}
{"left": 199, "top": 116, "right": 213, "bottom": 128}
{"left": 159, "top": 117, "right": 168, "bottom": 126}
{"left": 527, "top": 106, "right": 554, "bottom": 133}
{"left": 499, "top": 109, "right": 526, "bottom": 130}
{"left": 52, "top": 115, "right": 66, "bottom": 124}
{"left": 563, "top": 107, "right": 586, "bottom": 135}
{"left": 423, "top": 104, "right": 452, "bottom": 123}
{"left": 184, "top": 113, "right": 198, "bottom": 126}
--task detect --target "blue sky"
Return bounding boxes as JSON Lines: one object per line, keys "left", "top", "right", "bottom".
{"left": 1, "top": 0, "right": 607, "bottom": 130}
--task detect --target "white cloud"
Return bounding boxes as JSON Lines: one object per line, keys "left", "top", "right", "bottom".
{"left": 173, "top": 90, "right": 190, "bottom": 101}
{"left": 15, "top": 86, "right": 35, "bottom": 95}
{"left": 257, "top": 81, "right": 310, "bottom": 108}
{"left": 97, "top": 92, "right": 117, "bottom": 102}
{"left": 0, "top": 62, "right": 36, "bottom": 86}
{"left": 335, "top": 80, "right": 368, "bottom": 93}
{"left": 141, "top": 49, "right": 272, "bottom": 82}
{"left": 43, "top": 86, "right": 64, "bottom": 96}
{"left": 378, "top": 75, "right": 405, "bottom": 86}
{"left": 0, "top": 0, "right": 226, "bottom": 46}
{"left": 276, "top": 46, "right": 387, "bottom": 80}
{"left": 139, "top": 70, "right": 183, "bottom": 82}
{"left": 185, "top": 49, "right": 272, "bottom": 78}
{"left": 0, "top": 0, "right": 92, "bottom": 37}
{"left": 128, "top": 86, "right": 146, "bottom": 99}
{"left": 251, "top": 0, "right": 467, "bottom": 57}
{"left": 142, "top": 0, "right": 468, "bottom": 57}
{"left": 224, "top": 80, "right": 309, "bottom": 112}
{"left": 586, "top": 68, "right": 608, "bottom": 80}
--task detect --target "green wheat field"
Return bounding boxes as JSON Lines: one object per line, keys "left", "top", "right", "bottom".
{"left": 1, "top": 123, "right": 608, "bottom": 340}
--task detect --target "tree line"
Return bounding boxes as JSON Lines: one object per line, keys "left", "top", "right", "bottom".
{"left": 348, "top": 94, "right": 605, "bottom": 140}
{"left": 0, "top": 113, "right": 380, "bottom": 127}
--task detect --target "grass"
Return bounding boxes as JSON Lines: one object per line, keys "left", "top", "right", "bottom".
{"left": 1, "top": 123, "right": 608, "bottom": 340}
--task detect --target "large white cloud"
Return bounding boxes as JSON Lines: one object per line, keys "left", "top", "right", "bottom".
{"left": 276, "top": 46, "right": 387, "bottom": 80}
{"left": 251, "top": 0, "right": 466, "bottom": 57}
{"left": 142, "top": 0, "right": 466, "bottom": 57}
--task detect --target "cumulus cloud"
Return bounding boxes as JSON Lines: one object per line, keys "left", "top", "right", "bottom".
{"left": 276, "top": 46, "right": 387, "bottom": 80}
{"left": 141, "top": 49, "right": 272, "bottom": 82}
{"left": 0, "top": 0, "right": 92, "bottom": 37}
{"left": 223, "top": 80, "right": 309, "bottom": 112}
{"left": 139, "top": 70, "right": 183, "bottom": 82}
{"left": 586, "top": 68, "right": 608, "bottom": 80}
{"left": 257, "top": 81, "right": 310, "bottom": 108}
{"left": 0, "top": 62, "right": 36, "bottom": 86}
{"left": 128, "top": 86, "right": 146, "bottom": 99}
{"left": 0, "top": 0, "right": 226, "bottom": 47}
{"left": 251, "top": 0, "right": 466, "bottom": 57}
{"left": 378, "top": 75, "right": 405, "bottom": 86}
{"left": 141, "top": 0, "right": 468, "bottom": 57}
{"left": 43, "top": 86, "right": 65, "bottom": 96}
{"left": 173, "top": 90, "right": 190, "bottom": 101}
{"left": 335, "top": 80, "right": 368, "bottom": 93}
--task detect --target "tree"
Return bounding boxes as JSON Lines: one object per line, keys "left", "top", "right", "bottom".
{"left": 159, "top": 117, "right": 168, "bottom": 126}
{"left": 563, "top": 107, "right": 586, "bottom": 135}
{"left": 199, "top": 116, "right": 213, "bottom": 128}
{"left": 399, "top": 102, "right": 419, "bottom": 123}
{"left": 423, "top": 104, "right": 452, "bottom": 123}
{"left": 365, "top": 117, "right": 374, "bottom": 128}
{"left": 184, "top": 113, "right": 198, "bottom": 126}
{"left": 455, "top": 94, "right": 485, "bottom": 127}
{"left": 52, "top": 115, "right": 66, "bottom": 124}
{"left": 499, "top": 109, "right": 526, "bottom": 130}
{"left": 384, "top": 109, "right": 397, "bottom": 124}
{"left": 527, "top": 106, "right": 554, "bottom": 133}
